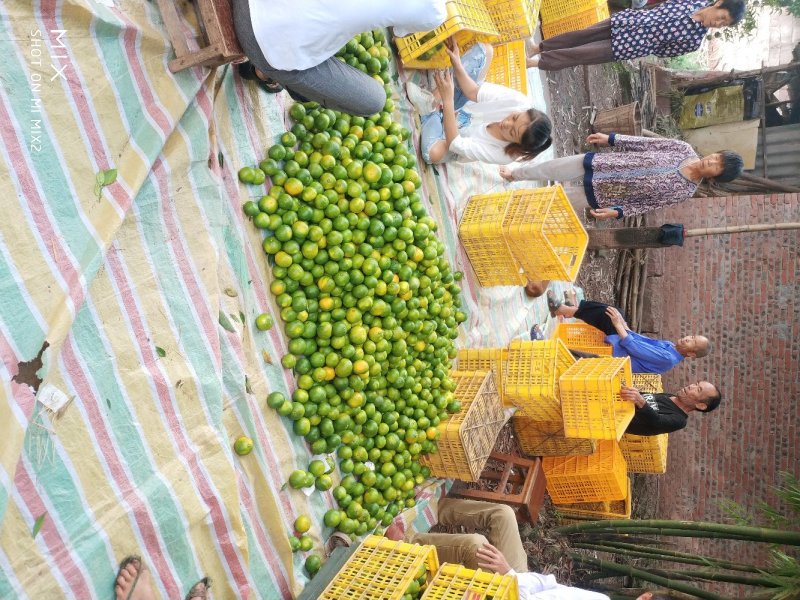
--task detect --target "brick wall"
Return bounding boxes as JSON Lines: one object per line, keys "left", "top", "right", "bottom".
{"left": 641, "top": 192, "right": 799, "bottom": 565}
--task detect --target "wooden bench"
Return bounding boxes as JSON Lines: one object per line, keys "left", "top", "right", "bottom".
{"left": 449, "top": 452, "right": 546, "bottom": 524}
{"left": 155, "top": 0, "right": 246, "bottom": 73}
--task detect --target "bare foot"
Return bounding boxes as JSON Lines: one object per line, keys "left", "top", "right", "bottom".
{"left": 115, "top": 558, "right": 155, "bottom": 600}
{"left": 526, "top": 55, "right": 540, "bottom": 69}
{"left": 564, "top": 289, "right": 577, "bottom": 306}
{"left": 528, "top": 42, "right": 540, "bottom": 55}
{"left": 524, "top": 279, "right": 550, "bottom": 298}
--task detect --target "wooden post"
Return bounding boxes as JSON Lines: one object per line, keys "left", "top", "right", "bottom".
{"left": 590, "top": 223, "right": 800, "bottom": 249}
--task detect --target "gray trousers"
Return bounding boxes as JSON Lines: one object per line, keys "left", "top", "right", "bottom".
{"left": 538, "top": 19, "right": 615, "bottom": 71}
{"left": 511, "top": 154, "right": 589, "bottom": 212}
{"left": 231, "top": 0, "right": 385, "bottom": 116}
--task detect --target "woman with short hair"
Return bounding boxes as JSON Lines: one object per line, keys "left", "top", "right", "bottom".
{"left": 500, "top": 132, "right": 744, "bottom": 220}
{"left": 527, "top": 0, "right": 746, "bottom": 71}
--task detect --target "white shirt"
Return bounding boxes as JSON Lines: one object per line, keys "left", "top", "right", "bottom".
{"left": 247, "top": 0, "right": 448, "bottom": 71}
{"left": 449, "top": 83, "right": 533, "bottom": 165}
{"left": 514, "top": 571, "right": 611, "bottom": 600}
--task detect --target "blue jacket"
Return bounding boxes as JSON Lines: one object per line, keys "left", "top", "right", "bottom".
{"left": 605, "top": 331, "right": 684, "bottom": 374}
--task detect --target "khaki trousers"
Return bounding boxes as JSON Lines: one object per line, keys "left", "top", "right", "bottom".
{"left": 408, "top": 498, "right": 528, "bottom": 572}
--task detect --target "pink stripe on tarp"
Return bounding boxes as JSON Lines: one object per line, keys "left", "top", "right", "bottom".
{"left": 237, "top": 477, "right": 293, "bottom": 599}
{"left": 59, "top": 338, "right": 181, "bottom": 594}
{"left": 0, "top": 93, "right": 84, "bottom": 315}
{"left": 14, "top": 461, "right": 93, "bottom": 597}
{"left": 103, "top": 248, "right": 251, "bottom": 597}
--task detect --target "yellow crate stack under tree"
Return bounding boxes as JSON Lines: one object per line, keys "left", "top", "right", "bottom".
{"left": 502, "top": 186, "right": 588, "bottom": 282}
{"left": 421, "top": 370, "right": 506, "bottom": 482}
{"left": 456, "top": 347, "right": 510, "bottom": 405}
{"left": 458, "top": 192, "right": 526, "bottom": 287}
{"left": 541, "top": 3, "right": 610, "bottom": 39}
{"left": 504, "top": 339, "right": 576, "bottom": 422}
{"left": 319, "top": 535, "right": 440, "bottom": 600}
{"left": 513, "top": 415, "right": 597, "bottom": 457}
{"left": 559, "top": 357, "right": 635, "bottom": 441}
{"left": 554, "top": 477, "right": 632, "bottom": 520}
{"left": 396, "top": 0, "right": 499, "bottom": 69}
{"left": 421, "top": 564, "right": 519, "bottom": 600}
{"left": 542, "top": 439, "right": 628, "bottom": 503}
{"left": 485, "top": 40, "right": 528, "bottom": 94}
{"left": 484, "top": 0, "right": 542, "bottom": 43}
{"left": 555, "top": 322, "right": 613, "bottom": 356}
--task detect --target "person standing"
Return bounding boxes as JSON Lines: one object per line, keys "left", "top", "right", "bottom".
{"left": 526, "top": 0, "right": 746, "bottom": 71}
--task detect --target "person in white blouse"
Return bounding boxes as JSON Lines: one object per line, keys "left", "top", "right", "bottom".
{"left": 231, "top": 0, "right": 448, "bottom": 115}
{"left": 386, "top": 498, "right": 657, "bottom": 600}
{"left": 414, "top": 38, "right": 553, "bottom": 165}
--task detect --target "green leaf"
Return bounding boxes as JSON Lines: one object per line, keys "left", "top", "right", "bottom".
{"left": 218, "top": 152, "right": 224, "bottom": 168}
{"left": 102, "top": 168, "right": 118, "bottom": 185}
{"left": 239, "top": 311, "right": 246, "bottom": 324}
{"left": 218, "top": 311, "right": 236, "bottom": 333}
{"left": 155, "top": 346, "right": 166, "bottom": 358}
{"left": 106, "top": 398, "right": 111, "bottom": 409}
{"left": 245, "top": 376, "right": 253, "bottom": 394}
{"left": 32, "top": 513, "right": 46, "bottom": 538}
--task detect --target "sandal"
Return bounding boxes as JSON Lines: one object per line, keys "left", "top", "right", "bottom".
{"left": 237, "top": 62, "right": 284, "bottom": 93}
{"left": 115, "top": 556, "right": 142, "bottom": 600}
{"left": 546, "top": 290, "right": 563, "bottom": 318}
{"left": 184, "top": 577, "right": 212, "bottom": 600}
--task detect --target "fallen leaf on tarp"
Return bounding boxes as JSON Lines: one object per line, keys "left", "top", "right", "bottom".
{"left": 262, "top": 350, "right": 272, "bottom": 364}
{"left": 102, "top": 169, "right": 118, "bottom": 185}
{"left": 224, "top": 288, "right": 238, "bottom": 297}
{"left": 245, "top": 376, "right": 253, "bottom": 394}
{"left": 32, "top": 513, "right": 46, "bottom": 538}
{"left": 218, "top": 311, "right": 236, "bottom": 333}
{"left": 95, "top": 168, "right": 118, "bottom": 200}
{"left": 155, "top": 346, "right": 166, "bottom": 358}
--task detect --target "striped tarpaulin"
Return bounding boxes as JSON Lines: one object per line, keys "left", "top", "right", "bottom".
{"left": 0, "top": 1, "right": 574, "bottom": 598}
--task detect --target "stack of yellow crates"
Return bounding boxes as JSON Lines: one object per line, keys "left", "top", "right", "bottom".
{"left": 539, "top": 0, "right": 609, "bottom": 39}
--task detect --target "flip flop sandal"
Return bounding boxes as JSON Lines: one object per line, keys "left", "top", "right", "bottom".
{"left": 115, "top": 555, "right": 142, "bottom": 600}
{"left": 546, "top": 290, "right": 563, "bottom": 318}
{"left": 325, "top": 531, "right": 352, "bottom": 557}
{"left": 237, "top": 62, "right": 284, "bottom": 93}
{"left": 184, "top": 577, "right": 212, "bottom": 600}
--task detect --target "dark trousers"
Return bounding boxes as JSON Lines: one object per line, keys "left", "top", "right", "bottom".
{"left": 574, "top": 300, "right": 618, "bottom": 336}
{"left": 539, "top": 19, "right": 615, "bottom": 71}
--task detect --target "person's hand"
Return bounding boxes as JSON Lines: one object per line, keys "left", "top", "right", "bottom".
{"left": 586, "top": 133, "right": 610, "bottom": 146}
{"left": 444, "top": 37, "right": 461, "bottom": 65}
{"left": 499, "top": 166, "right": 514, "bottom": 181}
{"left": 620, "top": 386, "right": 646, "bottom": 408}
{"left": 589, "top": 208, "right": 619, "bottom": 221}
{"left": 605, "top": 306, "right": 628, "bottom": 331}
{"left": 476, "top": 543, "right": 513, "bottom": 574}
{"left": 433, "top": 69, "right": 455, "bottom": 103}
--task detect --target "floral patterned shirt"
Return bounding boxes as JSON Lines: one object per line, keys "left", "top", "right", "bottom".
{"left": 583, "top": 133, "right": 700, "bottom": 218}
{"left": 611, "top": 0, "right": 708, "bottom": 60}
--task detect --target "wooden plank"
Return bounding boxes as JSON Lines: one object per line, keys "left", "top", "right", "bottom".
{"left": 155, "top": 0, "right": 191, "bottom": 57}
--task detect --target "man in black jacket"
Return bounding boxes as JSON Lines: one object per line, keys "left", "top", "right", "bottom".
{"left": 622, "top": 381, "right": 722, "bottom": 435}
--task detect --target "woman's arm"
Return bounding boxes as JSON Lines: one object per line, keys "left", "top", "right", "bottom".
{"left": 444, "top": 38, "right": 479, "bottom": 102}
{"left": 435, "top": 70, "right": 459, "bottom": 151}
{"left": 606, "top": 133, "right": 694, "bottom": 154}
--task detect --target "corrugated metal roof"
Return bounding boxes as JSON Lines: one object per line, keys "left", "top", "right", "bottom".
{"left": 753, "top": 123, "right": 800, "bottom": 185}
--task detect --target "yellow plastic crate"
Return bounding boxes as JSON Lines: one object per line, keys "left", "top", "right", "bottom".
{"left": 502, "top": 187, "right": 588, "bottom": 282}
{"left": 540, "top": 0, "right": 607, "bottom": 23}
{"left": 559, "top": 357, "right": 635, "bottom": 441}
{"left": 513, "top": 415, "right": 597, "bottom": 457}
{"left": 422, "top": 371, "right": 506, "bottom": 482}
{"left": 632, "top": 373, "right": 664, "bottom": 393}
{"left": 458, "top": 192, "right": 525, "bottom": 287}
{"left": 485, "top": 41, "right": 528, "bottom": 94}
{"left": 396, "top": 0, "right": 499, "bottom": 69}
{"left": 542, "top": 439, "right": 628, "bottom": 503}
{"left": 485, "top": 0, "right": 541, "bottom": 44}
{"left": 541, "top": 4, "right": 609, "bottom": 39}
{"left": 555, "top": 322, "right": 613, "bottom": 356}
{"left": 456, "top": 348, "right": 510, "bottom": 406}
{"left": 619, "top": 433, "right": 669, "bottom": 474}
{"left": 555, "top": 477, "right": 632, "bottom": 520}
{"left": 504, "top": 339, "right": 575, "bottom": 422}
{"left": 421, "top": 563, "right": 519, "bottom": 600}
{"left": 320, "top": 535, "right": 439, "bottom": 600}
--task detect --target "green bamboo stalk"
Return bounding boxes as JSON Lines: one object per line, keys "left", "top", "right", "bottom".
{"left": 568, "top": 552, "right": 728, "bottom": 600}
{"left": 572, "top": 540, "right": 764, "bottom": 572}
{"left": 555, "top": 520, "right": 800, "bottom": 546}
{"left": 651, "top": 567, "right": 779, "bottom": 587}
